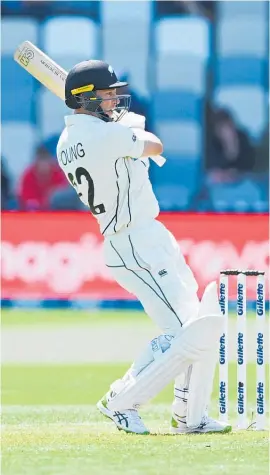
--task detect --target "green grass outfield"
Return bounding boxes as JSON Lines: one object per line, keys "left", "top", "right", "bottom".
{"left": 1, "top": 308, "right": 264, "bottom": 327}
{"left": 1, "top": 309, "right": 150, "bottom": 326}
{"left": 1, "top": 309, "right": 269, "bottom": 474}
{"left": 2, "top": 363, "right": 269, "bottom": 475}
{"left": 2, "top": 405, "right": 268, "bottom": 475}
{"left": 1, "top": 362, "right": 269, "bottom": 407}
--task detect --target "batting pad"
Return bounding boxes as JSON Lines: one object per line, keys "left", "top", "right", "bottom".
{"left": 198, "top": 281, "right": 222, "bottom": 319}
{"left": 186, "top": 347, "right": 219, "bottom": 428}
{"left": 183, "top": 280, "right": 222, "bottom": 427}
{"left": 107, "top": 314, "right": 225, "bottom": 411}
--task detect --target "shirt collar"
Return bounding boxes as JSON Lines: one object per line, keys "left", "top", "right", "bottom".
{"left": 64, "top": 113, "right": 101, "bottom": 126}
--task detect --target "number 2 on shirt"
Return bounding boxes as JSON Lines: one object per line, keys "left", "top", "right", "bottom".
{"left": 68, "top": 167, "right": 106, "bottom": 215}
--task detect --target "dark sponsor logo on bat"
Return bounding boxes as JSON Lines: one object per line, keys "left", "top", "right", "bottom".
{"left": 40, "top": 60, "right": 66, "bottom": 81}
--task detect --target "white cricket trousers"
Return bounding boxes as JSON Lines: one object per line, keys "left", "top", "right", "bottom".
{"left": 104, "top": 219, "right": 199, "bottom": 336}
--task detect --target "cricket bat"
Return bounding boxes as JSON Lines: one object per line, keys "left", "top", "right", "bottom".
{"left": 14, "top": 40, "right": 166, "bottom": 167}
{"left": 14, "top": 40, "right": 66, "bottom": 100}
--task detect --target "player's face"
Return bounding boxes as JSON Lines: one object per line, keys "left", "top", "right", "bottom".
{"left": 96, "top": 88, "right": 119, "bottom": 118}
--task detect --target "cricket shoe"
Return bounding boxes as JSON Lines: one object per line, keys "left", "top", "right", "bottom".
{"left": 97, "top": 392, "right": 150, "bottom": 435}
{"left": 171, "top": 414, "right": 232, "bottom": 434}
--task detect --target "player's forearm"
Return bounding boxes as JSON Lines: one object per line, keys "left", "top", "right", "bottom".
{"left": 132, "top": 128, "right": 163, "bottom": 157}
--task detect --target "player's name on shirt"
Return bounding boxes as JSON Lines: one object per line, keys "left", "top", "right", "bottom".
{"left": 59, "top": 142, "right": 85, "bottom": 166}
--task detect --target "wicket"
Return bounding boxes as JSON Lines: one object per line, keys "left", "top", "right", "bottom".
{"left": 218, "top": 269, "right": 266, "bottom": 430}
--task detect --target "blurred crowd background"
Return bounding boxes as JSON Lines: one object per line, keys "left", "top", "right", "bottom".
{"left": 1, "top": 0, "right": 269, "bottom": 214}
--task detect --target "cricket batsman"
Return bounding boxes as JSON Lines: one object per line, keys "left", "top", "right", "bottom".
{"left": 56, "top": 59, "right": 232, "bottom": 435}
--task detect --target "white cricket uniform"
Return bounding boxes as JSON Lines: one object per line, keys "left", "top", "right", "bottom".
{"left": 57, "top": 113, "right": 199, "bottom": 336}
